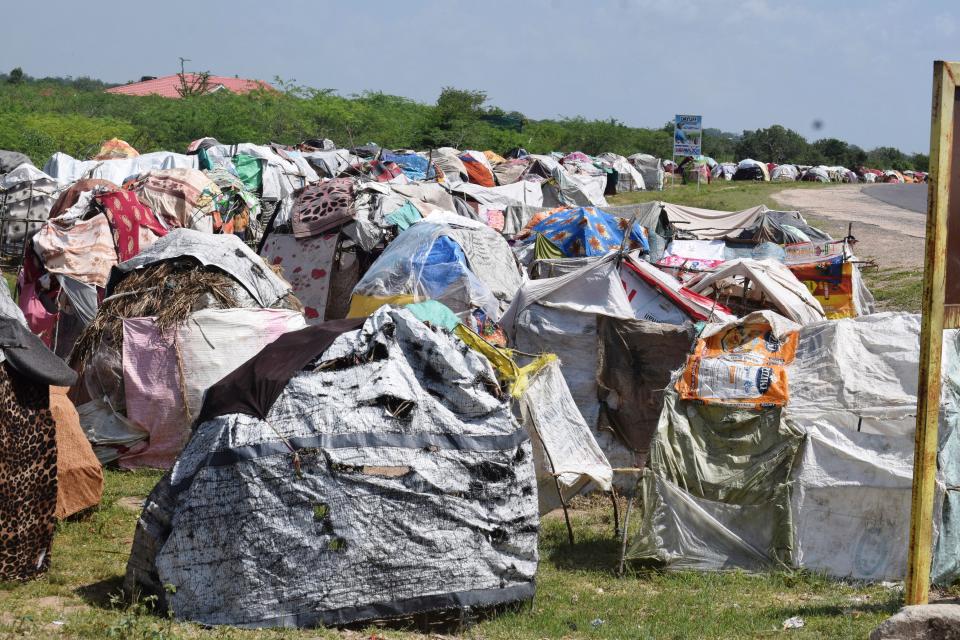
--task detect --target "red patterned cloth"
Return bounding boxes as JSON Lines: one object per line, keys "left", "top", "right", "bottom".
{"left": 95, "top": 191, "right": 168, "bottom": 261}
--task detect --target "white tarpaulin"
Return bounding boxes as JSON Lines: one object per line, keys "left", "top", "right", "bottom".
{"left": 687, "top": 258, "right": 826, "bottom": 325}
{"left": 43, "top": 151, "right": 199, "bottom": 186}
{"left": 520, "top": 359, "right": 613, "bottom": 514}
{"left": 661, "top": 203, "right": 767, "bottom": 239}
{"left": 445, "top": 180, "right": 543, "bottom": 210}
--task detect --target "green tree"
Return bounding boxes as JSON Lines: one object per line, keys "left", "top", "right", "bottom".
{"left": 735, "top": 125, "right": 809, "bottom": 164}
{"left": 7, "top": 67, "right": 25, "bottom": 84}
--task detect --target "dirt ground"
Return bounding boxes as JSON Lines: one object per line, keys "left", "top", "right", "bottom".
{"left": 773, "top": 185, "right": 925, "bottom": 271}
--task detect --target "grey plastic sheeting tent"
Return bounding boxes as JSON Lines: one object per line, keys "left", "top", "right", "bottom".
{"left": 626, "top": 312, "right": 960, "bottom": 583}
{"left": 503, "top": 254, "right": 699, "bottom": 474}
{"left": 124, "top": 308, "right": 538, "bottom": 628}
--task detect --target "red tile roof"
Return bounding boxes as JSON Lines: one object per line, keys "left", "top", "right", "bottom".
{"left": 105, "top": 74, "right": 275, "bottom": 98}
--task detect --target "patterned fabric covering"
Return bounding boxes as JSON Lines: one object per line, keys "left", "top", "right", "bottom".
{"left": 129, "top": 168, "right": 221, "bottom": 231}
{"left": 0, "top": 363, "right": 57, "bottom": 581}
{"left": 205, "top": 167, "right": 261, "bottom": 237}
{"left": 290, "top": 178, "right": 355, "bottom": 239}
{"left": 32, "top": 213, "right": 118, "bottom": 288}
{"left": 527, "top": 206, "right": 649, "bottom": 257}
{"left": 368, "top": 160, "right": 406, "bottom": 183}
{"left": 260, "top": 233, "right": 338, "bottom": 323}
{"left": 95, "top": 191, "right": 168, "bottom": 262}
{"left": 93, "top": 138, "right": 139, "bottom": 160}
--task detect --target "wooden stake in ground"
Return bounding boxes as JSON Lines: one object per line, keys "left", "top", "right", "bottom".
{"left": 906, "top": 59, "right": 958, "bottom": 605}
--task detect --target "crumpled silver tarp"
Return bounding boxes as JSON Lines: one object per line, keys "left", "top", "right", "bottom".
{"left": 109, "top": 228, "right": 292, "bottom": 308}
{"left": 125, "top": 308, "right": 538, "bottom": 628}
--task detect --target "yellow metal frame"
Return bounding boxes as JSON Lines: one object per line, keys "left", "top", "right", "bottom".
{"left": 906, "top": 60, "right": 960, "bottom": 605}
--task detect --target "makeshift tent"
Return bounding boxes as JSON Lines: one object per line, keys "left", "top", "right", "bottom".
{"left": 349, "top": 213, "right": 524, "bottom": 321}
{"left": 801, "top": 166, "right": 831, "bottom": 182}
{"left": 129, "top": 168, "right": 223, "bottom": 231}
{"left": 459, "top": 150, "right": 496, "bottom": 187}
{"left": 771, "top": 164, "right": 799, "bottom": 181}
{"left": 43, "top": 151, "right": 199, "bottom": 187}
{"left": 0, "top": 164, "right": 57, "bottom": 257}
{"left": 686, "top": 258, "right": 827, "bottom": 324}
{"left": 523, "top": 206, "right": 649, "bottom": 258}
{"left": 0, "top": 284, "right": 78, "bottom": 581}
{"left": 502, "top": 253, "right": 732, "bottom": 471}
{"left": 732, "top": 159, "right": 770, "bottom": 181}
{"left": 626, "top": 312, "right": 960, "bottom": 583}
{"left": 627, "top": 153, "right": 664, "bottom": 191}
{"left": 596, "top": 153, "right": 646, "bottom": 193}
{"left": 542, "top": 165, "right": 609, "bottom": 208}
{"left": 125, "top": 308, "right": 538, "bottom": 628}
{"left": 0, "top": 150, "right": 31, "bottom": 174}
{"left": 50, "top": 385, "right": 103, "bottom": 519}
{"left": 432, "top": 147, "right": 468, "bottom": 183}
{"left": 71, "top": 229, "right": 305, "bottom": 468}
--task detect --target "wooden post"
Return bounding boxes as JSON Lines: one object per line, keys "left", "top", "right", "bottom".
{"left": 906, "top": 60, "right": 956, "bottom": 605}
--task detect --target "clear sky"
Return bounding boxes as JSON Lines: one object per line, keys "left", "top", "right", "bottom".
{"left": 2, "top": 0, "right": 957, "bottom": 153}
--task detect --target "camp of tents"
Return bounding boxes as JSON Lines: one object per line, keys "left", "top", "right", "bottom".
{"left": 0, "top": 137, "right": 943, "bottom": 629}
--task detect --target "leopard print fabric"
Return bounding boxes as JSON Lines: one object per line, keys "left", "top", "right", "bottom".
{"left": 290, "top": 178, "right": 355, "bottom": 239}
{"left": 0, "top": 362, "right": 57, "bottom": 581}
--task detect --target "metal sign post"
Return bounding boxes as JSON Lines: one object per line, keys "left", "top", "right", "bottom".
{"left": 906, "top": 60, "right": 960, "bottom": 605}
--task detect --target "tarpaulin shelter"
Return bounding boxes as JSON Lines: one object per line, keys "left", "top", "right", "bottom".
{"left": 0, "top": 284, "right": 78, "bottom": 581}
{"left": 625, "top": 312, "right": 960, "bottom": 583}
{"left": 70, "top": 229, "right": 305, "bottom": 468}
{"left": 627, "top": 154, "right": 664, "bottom": 191}
{"left": 596, "top": 153, "right": 646, "bottom": 193}
{"left": 523, "top": 206, "right": 649, "bottom": 258}
{"left": 686, "top": 258, "right": 826, "bottom": 324}
{"left": 432, "top": 147, "right": 468, "bottom": 183}
{"left": 459, "top": 150, "right": 496, "bottom": 187}
{"left": 502, "top": 252, "right": 732, "bottom": 472}
{"left": 801, "top": 166, "right": 831, "bottom": 182}
{"left": 43, "top": 151, "right": 199, "bottom": 187}
{"left": 771, "top": 164, "right": 799, "bottom": 181}
{"left": 349, "top": 213, "right": 524, "bottom": 321}
{"left": 732, "top": 159, "right": 770, "bottom": 181}
{"left": 124, "top": 308, "right": 539, "bottom": 628}
{"left": 50, "top": 385, "right": 103, "bottom": 519}
{"left": 0, "top": 164, "right": 58, "bottom": 257}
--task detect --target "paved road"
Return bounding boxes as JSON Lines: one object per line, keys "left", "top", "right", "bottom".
{"left": 861, "top": 183, "right": 927, "bottom": 214}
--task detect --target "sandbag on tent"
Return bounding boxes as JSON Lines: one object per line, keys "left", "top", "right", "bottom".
{"left": 686, "top": 258, "right": 826, "bottom": 324}
{"left": 124, "top": 308, "right": 538, "bottom": 628}
{"left": 349, "top": 213, "right": 524, "bottom": 320}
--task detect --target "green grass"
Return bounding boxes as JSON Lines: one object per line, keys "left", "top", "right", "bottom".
{"left": 863, "top": 268, "right": 924, "bottom": 312}
{"left": 0, "top": 471, "right": 904, "bottom": 639}
{"left": 607, "top": 180, "right": 830, "bottom": 212}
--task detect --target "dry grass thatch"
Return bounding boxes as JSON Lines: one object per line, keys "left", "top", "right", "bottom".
{"left": 70, "top": 259, "right": 241, "bottom": 367}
